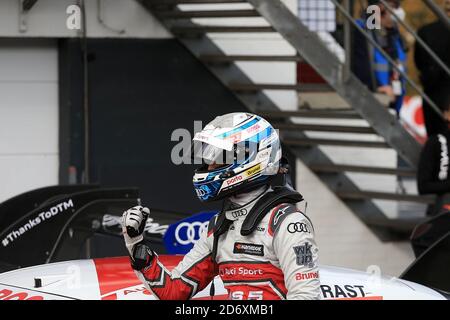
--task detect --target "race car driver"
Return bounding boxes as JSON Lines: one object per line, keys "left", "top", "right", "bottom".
{"left": 122, "top": 112, "right": 321, "bottom": 300}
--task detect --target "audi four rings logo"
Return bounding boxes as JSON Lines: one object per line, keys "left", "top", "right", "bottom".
{"left": 195, "top": 188, "right": 207, "bottom": 197}
{"left": 287, "top": 222, "right": 310, "bottom": 234}
{"left": 175, "top": 221, "right": 209, "bottom": 245}
{"left": 231, "top": 208, "right": 247, "bottom": 219}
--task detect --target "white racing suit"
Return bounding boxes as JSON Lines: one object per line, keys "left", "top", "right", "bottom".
{"left": 134, "top": 186, "right": 321, "bottom": 300}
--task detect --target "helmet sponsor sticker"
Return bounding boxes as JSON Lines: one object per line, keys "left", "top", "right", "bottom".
{"left": 193, "top": 132, "right": 234, "bottom": 151}
{"left": 195, "top": 188, "right": 208, "bottom": 198}
{"left": 225, "top": 132, "right": 242, "bottom": 144}
{"left": 246, "top": 123, "right": 261, "bottom": 134}
{"left": 255, "top": 149, "right": 271, "bottom": 163}
{"left": 244, "top": 164, "right": 261, "bottom": 177}
{"left": 225, "top": 174, "right": 244, "bottom": 187}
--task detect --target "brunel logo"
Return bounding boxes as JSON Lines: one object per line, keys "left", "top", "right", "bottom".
{"left": 295, "top": 271, "right": 319, "bottom": 281}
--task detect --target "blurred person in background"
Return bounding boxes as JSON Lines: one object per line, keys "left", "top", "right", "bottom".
{"left": 352, "top": 0, "right": 408, "bottom": 114}
{"left": 415, "top": 0, "right": 450, "bottom": 136}
{"left": 418, "top": 97, "right": 450, "bottom": 215}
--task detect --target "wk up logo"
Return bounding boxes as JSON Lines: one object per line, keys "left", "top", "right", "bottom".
{"left": 66, "top": 5, "right": 82, "bottom": 30}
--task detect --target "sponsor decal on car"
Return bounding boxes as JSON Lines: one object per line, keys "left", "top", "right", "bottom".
{"left": 163, "top": 211, "right": 216, "bottom": 254}
{"left": 320, "top": 284, "right": 383, "bottom": 300}
{"left": 233, "top": 242, "right": 264, "bottom": 256}
{"left": 0, "top": 288, "right": 44, "bottom": 300}
{"left": 101, "top": 285, "right": 152, "bottom": 300}
{"left": 1, "top": 199, "right": 74, "bottom": 247}
{"left": 174, "top": 221, "right": 209, "bottom": 245}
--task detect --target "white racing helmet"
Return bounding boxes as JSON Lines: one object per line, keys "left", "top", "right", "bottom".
{"left": 192, "top": 112, "right": 281, "bottom": 202}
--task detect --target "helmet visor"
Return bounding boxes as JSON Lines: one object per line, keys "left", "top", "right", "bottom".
{"left": 190, "top": 140, "right": 258, "bottom": 166}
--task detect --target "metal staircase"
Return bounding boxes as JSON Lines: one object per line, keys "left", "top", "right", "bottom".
{"left": 139, "top": 0, "right": 436, "bottom": 241}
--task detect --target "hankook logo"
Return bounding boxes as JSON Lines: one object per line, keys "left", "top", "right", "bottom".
{"left": 233, "top": 242, "right": 264, "bottom": 256}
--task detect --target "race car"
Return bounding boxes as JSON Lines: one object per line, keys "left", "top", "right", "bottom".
{"left": 0, "top": 186, "right": 449, "bottom": 300}
{"left": 0, "top": 253, "right": 448, "bottom": 300}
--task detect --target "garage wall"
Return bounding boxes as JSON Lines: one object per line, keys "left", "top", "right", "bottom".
{"left": 0, "top": 0, "right": 170, "bottom": 39}
{"left": 59, "top": 38, "right": 297, "bottom": 215}
{"left": 0, "top": 39, "right": 59, "bottom": 203}
{"left": 296, "top": 160, "right": 415, "bottom": 277}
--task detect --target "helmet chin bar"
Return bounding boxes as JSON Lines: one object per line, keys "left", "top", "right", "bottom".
{"left": 278, "top": 157, "right": 293, "bottom": 188}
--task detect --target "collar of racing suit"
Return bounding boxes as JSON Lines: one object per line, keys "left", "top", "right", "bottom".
{"left": 225, "top": 186, "right": 271, "bottom": 221}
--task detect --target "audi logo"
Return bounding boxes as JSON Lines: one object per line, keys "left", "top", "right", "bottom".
{"left": 175, "top": 221, "right": 209, "bottom": 245}
{"left": 287, "top": 222, "right": 309, "bottom": 234}
{"left": 231, "top": 208, "right": 247, "bottom": 219}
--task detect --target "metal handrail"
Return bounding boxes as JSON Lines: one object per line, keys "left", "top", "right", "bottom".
{"left": 380, "top": 0, "right": 450, "bottom": 79}
{"left": 329, "top": 0, "right": 444, "bottom": 119}
{"left": 422, "top": 0, "right": 450, "bottom": 31}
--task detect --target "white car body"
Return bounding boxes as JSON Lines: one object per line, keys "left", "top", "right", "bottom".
{"left": 0, "top": 256, "right": 445, "bottom": 300}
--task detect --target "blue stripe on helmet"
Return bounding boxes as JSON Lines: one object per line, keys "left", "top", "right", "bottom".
{"left": 247, "top": 126, "right": 273, "bottom": 143}
{"left": 216, "top": 117, "right": 260, "bottom": 138}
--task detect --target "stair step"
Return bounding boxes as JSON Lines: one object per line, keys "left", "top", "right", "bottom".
{"left": 149, "top": 0, "right": 246, "bottom": 4}
{"left": 337, "top": 190, "right": 436, "bottom": 204}
{"left": 200, "top": 54, "right": 303, "bottom": 63}
{"left": 158, "top": 9, "right": 260, "bottom": 18}
{"left": 229, "top": 83, "right": 333, "bottom": 92}
{"left": 274, "top": 123, "right": 375, "bottom": 134}
{"left": 284, "top": 138, "right": 389, "bottom": 148}
{"left": 260, "top": 110, "right": 361, "bottom": 119}
{"left": 172, "top": 26, "right": 275, "bottom": 35}
{"left": 363, "top": 217, "right": 425, "bottom": 232}
{"left": 310, "top": 164, "right": 416, "bottom": 177}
